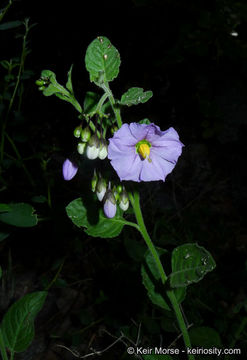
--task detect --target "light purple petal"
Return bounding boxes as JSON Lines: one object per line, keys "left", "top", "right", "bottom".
{"left": 112, "top": 123, "right": 137, "bottom": 145}
{"left": 151, "top": 142, "right": 183, "bottom": 164}
{"left": 62, "top": 159, "right": 78, "bottom": 181}
{"left": 109, "top": 152, "right": 142, "bottom": 181}
{"left": 150, "top": 127, "right": 183, "bottom": 146}
{"left": 129, "top": 123, "right": 152, "bottom": 141}
{"left": 103, "top": 199, "right": 117, "bottom": 218}
{"left": 152, "top": 154, "right": 176, "bottom": 179}
{"left": 139, "top": 157, "right": 165, "bottom": 181}
{"left": 108, "top": 138, "right": 135, "bottom": 158}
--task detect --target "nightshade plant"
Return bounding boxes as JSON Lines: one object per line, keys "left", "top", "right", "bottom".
{"left": 37, "top": 36, "right": 216, "bottom": 359}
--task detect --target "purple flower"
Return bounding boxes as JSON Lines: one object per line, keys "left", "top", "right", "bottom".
{"left": 62, "top": 159, "right": 78, "bottom": 181}
{"left": 108, "top": 123, "right": 184, "bottom": 182}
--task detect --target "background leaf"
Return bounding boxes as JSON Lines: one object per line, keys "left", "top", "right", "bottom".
{"left": 0, "top": 203, "right": 38, "bottom": 227}
{"left": 0, "top": 291, "right": 47, "bottom": 353}
{"left": 66, "top": 197, "right": 126, "bottom": 238}
{"left": 120, "top": 87, "right": 153, "bottom": 106}
{"left": 189, "top": 326, "right": 222, "bottom": 348}
{"left": 141, "top": 248, "right": 186, "bottom": 311}
{"left": 0, "top": 20, "right": 22, "bottom": 30}
{"left": 85, "top": 36, "right": 120, "bottom": 84}
{"left": 0, "top": 204, "right": 11, "bottom": 212}
{"left": 170, "top": 243, "right": 216, "bottom": 288}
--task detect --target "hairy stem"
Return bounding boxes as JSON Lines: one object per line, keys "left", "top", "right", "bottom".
{"left": 129, "top": 190, "right": 194, "bottom": 360}
{"left": 101, "top": 82, "right": 122, "bottom": 128}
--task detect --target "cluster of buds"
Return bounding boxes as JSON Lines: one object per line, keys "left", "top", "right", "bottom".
{"left": 91, "top": 171, "right": 129, "bottom": 218}
{"left": 35, "top": 77, "right": 49, "bottom": 91}
{"left": 74, "top": 125, "right": 108, "bottom": 160}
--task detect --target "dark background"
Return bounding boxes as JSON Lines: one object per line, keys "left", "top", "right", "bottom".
{"left": 0, "top": 0, "right": 247, "bottom": 359}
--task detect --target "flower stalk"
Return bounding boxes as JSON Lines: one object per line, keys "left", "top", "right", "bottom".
{"left": 129, "top": 190, "right": 194, "bottom": 360}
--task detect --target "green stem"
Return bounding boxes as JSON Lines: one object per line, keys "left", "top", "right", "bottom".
{"left": 5, "top": 133, "right": 35, "bottom": 187}
{"left": 0, "top": 328, "right": 9, "bottom": 360}
{"left": 0, "top": 19, "right": 29, "bottom": 163}
{"left": 129, "top": 191, "right": 194, "bottom": 360}
{"left": 101, "top": 82, "right": 122, "bottom": 128}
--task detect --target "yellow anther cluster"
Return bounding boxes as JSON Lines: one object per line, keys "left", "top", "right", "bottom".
{"left": 138, "top": 143, "right": 150, "bottom": 159}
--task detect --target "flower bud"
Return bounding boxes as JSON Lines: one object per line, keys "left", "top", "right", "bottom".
{"left": 86, "top": 134, "right": 100, "bottom": 160}
{"left": 96, "top": 177, "right": 107, "bottom": 201}
{"left": 116, "top": 184, "right": 123, "bottom": 194}
{"left": 73, "top": 125, "right": 82, "bottom": 138}
{"left": 62, "top": 159, "right": 78, "bottom": 181}
{"left": 77, "top": 142, "right": 86, "bottom": 155}
{"left": 35, "top": 79, "right": 45, "bottom": 86}
{"left": 91, "top": 170, "right": 98, "bottom": 192}
{"left": 38, "top": 86, "right": 46, "bottom": 91}
{"left": 81, "top": 126, "right": 91, "bottom": 142}
{"left": 111, "top": 126, "right": 119, "bottom": 135}
{"left": 119, "top": 189, "right": 129, "bottom": 211}
{"left": 103, "top": 190, "right": 117, "bottom": 218}
{"left": 98, "top": 139, "right": 108, "bottom": 160}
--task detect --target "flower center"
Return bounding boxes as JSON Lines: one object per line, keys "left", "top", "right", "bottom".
{"left": 136, "top": 140, "right": 151, "bottom": 161}
{"left": 139, "top": 143, "right": 150, "bottom": 159}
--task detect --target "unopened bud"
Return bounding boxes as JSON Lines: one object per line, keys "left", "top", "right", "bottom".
{"left": 86, "top": 134, "right": 100, "bottom": 160}
{"left": 119, "top": 190, "right": 129, "bottom": 211}
{"left": 74, "top": 125, "right": 82, "bottom": 138}
{"left": 77, "top": 142, "right": 86, "bottom": 154}
{"left": 111, "top": 126, "right": 119, "bottom": 135}
{"left": 98, "top": 139, "right": 108, "bottom": 160}
{"left": 62, "top": 159, "right": 78, "bottom": 181}
{"left": 103, "top": 190, "right": 117, "bottom": 218}
{"left": 81, "top": 126, "right": 91, "bottom": 142}
{"left": 35, "top": 79, "right": 45, "bottom": 86}
{"left": 96, "top": 177, "right": 107, "bottom": 201}
{"left": 116, "top": 185, "right": 123, "bottom": 194}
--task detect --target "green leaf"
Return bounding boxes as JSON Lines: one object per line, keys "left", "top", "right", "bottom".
{"left": 120, "top": 87, "right": 153, "bottom": 106}
{"left": 170, "top": 243, "right": 216, "bottom": 288}
{"left": 141, "top": 249, "right": 186, "bottom": 311}
{"left": 40, "top": 69, "right": 82, "bottom": 113}
{"left": 0, "top": 20, "right": 22, "bottom": 30}
{"left": 66, "top": 64, "right": 73, "bottom": 93}
{"left": 189, "top": 326, "right": 222, "bottom": 348}
{"left": 41, "top": 70, "right": 67, "bottom": 97}
{"left": 85, "top": 36, "right": 121, "bottom": 85}
{"left": 0, "top": 203, "right": 11, "bottom": 212}
{"left": 1, "top": 291, "right": 47, "bottom": 352}
{"left": 66, "top": 197, "right": 125, "bottom": 238}
{"left": 0, "top": 203, "right": 38, "bottom": 227}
